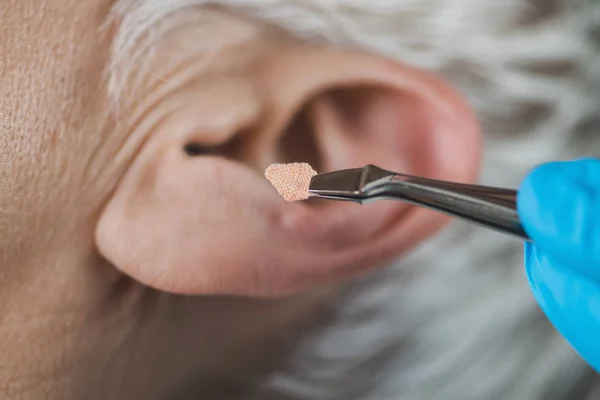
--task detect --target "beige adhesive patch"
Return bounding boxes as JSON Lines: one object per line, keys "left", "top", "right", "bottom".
{"left": 265, "top": 163, "right": 317, "bottom": 202}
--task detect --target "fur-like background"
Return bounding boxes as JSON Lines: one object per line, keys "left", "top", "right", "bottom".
{"left": 111, "top": 1, "right": 600, "bottom": 398}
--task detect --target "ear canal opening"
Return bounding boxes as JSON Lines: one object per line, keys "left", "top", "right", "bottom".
{"left": 183, "top": 143, "right": 210, "bottom": 157}
{"left": 182, "top": 131, "right": 249, "bottom": 159}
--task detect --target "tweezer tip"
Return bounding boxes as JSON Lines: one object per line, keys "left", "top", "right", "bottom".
{"left": 308, "top": 164, "right": 394, "bottom": 201}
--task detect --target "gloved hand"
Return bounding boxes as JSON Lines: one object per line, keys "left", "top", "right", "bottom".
{"left": 517, "top": 158, "right": 600, "bottom": 372}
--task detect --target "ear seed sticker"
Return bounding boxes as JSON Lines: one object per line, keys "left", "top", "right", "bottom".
{"left": 265, "top": 163, "right": 317, "bottom": 202}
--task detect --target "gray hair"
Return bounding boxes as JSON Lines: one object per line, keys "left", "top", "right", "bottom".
{"left": 110, "top": 1, "right": 600, "bottom": 399}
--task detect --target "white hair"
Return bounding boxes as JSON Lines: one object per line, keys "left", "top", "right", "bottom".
{"left": 110, "top": 1, "right": 600, "bottom": 399}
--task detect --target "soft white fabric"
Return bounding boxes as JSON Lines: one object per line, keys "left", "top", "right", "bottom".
{"left": 109, "top": 1, "right": 600, "bottom": 399}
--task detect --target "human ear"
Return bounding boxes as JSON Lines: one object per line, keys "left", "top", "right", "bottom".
{"left": 96, "top": 42, "right": 480, "bottom": 297}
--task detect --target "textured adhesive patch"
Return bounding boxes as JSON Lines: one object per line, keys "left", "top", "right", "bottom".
{"left": 265, "top": 163, "right": 317, "bottom": 202}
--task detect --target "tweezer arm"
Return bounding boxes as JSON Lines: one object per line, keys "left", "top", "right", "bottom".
{"left": 365, "top": 174, "right": 530, "bottom": 241}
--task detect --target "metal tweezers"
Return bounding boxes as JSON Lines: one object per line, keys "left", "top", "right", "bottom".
{"left": 308, "top": 164, "right": 530, "bottom": 241}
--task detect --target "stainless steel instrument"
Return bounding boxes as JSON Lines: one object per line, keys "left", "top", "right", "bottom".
{"left": 308, "top": 164, "right": 529, "bottom": 241}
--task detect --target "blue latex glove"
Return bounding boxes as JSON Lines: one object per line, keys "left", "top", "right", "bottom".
{"left": 517, "top": 158, "right": 600, "bottom": 372}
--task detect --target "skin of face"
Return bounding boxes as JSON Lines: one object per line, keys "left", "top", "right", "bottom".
{"left": 0, "top": 1, "right": 481, "bottom": 398}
